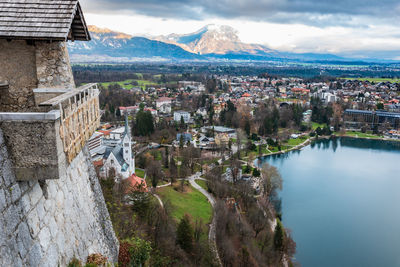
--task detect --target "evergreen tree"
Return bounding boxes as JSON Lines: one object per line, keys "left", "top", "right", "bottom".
{"left": 244, "top": 120, "right": 251, "bottom": 136}
{"left": 176, "top": 214, "right": 194, "bottom": 253}
{"left": 180, "top": 115, "right": 185, "bottom": 129}
{"left": 116, "top": 107, "right": 121, "bottom": 118}
{"left": 274, "top": 219, "right": 285, "bottom": 252}
{"left": 134, "top": 110, "right": 155, "bottom": 136}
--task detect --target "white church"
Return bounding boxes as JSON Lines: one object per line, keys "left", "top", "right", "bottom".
{"left": 102, "top": 116, "right": 135, "bottom": 179}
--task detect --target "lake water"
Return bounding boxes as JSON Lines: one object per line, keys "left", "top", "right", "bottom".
{"left": 256, "top": 138, "right": 400, "bottom": 267}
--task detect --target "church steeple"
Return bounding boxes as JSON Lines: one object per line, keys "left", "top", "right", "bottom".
{"left": 122, "top": 113, "right": 135, "bottom": 178}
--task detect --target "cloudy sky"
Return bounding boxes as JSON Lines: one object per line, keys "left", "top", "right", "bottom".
{"left": 80, "top": 0, "right": 400, "bottom": 59}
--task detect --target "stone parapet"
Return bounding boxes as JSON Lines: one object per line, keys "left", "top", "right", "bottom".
{"left": 0, "top": 110, "right": 66, "bottom": 181}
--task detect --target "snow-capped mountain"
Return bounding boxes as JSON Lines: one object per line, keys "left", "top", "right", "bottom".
{"left": 154, "top": 24, "right": 277, "bottom": 56}
{"left": 67, "top": 25, "right": 351, "bottom": 63}
{"left": 68, "top": 26, "right": 202, "bottom": 62}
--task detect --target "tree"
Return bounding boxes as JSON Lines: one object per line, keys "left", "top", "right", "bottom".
{"left": 260, "top": 163, "right": 283, "bottom": 211}
{"left": 252, "top": 168, "right": 260, "bottom": 177}
{"left": 124, "top": 237, "right": 152, "bottom": 267}
{"left": 274, "top": 219, "right": 285, "bottom": 252}
{"left": 169, "top": 157, "right": 177, "bottom": 179}
{"left": 176, "top": 214, "right": 194, "bottom": 253}
{"left": 248, "top": 207, "right": 267, "bottom": 237}
{"left": 244, "top": 119, "right": 251, "bottom": 136}
{"left": 146, "top": 160, "right": 164, "bottom": 188}
{"left": 134, "top": 110, "right": 155, "bottom": 136}
{"left": 116, "top": 107, "right": 121, "bottom": 118}
{"left": 180, "top": 115, "right": 185, "bottom": 129}
{"left": 126, "top": 182, "right": 150, "bottom": 217}
{"left": 376, "top": 102, "right": 384, "bottom": 110}
{"left": 179, "top": 134, "right": 184, "bottom": 149}
{"left": 164, "top": 146, "right": 169, "bottom": 169}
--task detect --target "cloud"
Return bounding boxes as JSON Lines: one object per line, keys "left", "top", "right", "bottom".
{"left": 81, "top": 0, "right": 400, "bottom": 27}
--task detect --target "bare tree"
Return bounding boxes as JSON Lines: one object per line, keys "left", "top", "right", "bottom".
{"left": 146, "top": 160, "right": 164, "bottom": 188}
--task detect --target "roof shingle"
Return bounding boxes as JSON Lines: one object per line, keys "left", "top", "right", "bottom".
{"left": 0, "top": 0, "right": 90, "bottom": 41}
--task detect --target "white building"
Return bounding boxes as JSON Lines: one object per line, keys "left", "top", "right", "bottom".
{"left": 174, "top": 111, "right": 191, "bottom": 123}
{"left": 156, "top": 97, "right": 173, "bottom": 108}
{"left": 102, "top": 116, "right": 135, "bottom": 179}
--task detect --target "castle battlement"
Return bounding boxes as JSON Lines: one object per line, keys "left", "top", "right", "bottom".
{"left": 0, "top": 83, "right": 100, "bottom": 181}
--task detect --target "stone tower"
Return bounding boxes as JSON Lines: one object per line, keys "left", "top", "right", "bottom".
{"left": 0, "top": 1, "right": 119, "bottom": 266}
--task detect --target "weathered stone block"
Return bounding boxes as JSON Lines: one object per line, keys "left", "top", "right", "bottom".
{"left": 0, "top": 117, "right": 67, "bottom": 181}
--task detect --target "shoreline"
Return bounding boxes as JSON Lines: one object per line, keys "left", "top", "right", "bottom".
{"left": 255, "top": 133, "right": 400, "bottom": 161}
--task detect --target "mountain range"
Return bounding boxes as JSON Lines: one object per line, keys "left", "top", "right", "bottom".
{"left": 67, "top": 25, "right": 375, "bottom": 63}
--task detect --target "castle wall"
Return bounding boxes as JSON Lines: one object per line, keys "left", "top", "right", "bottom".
{"left": 0, "top": 40, "right": 75, "bottom": 112}
{"left": 35, "top": 42, "right": 75, "bottom": 89}
{"left": 0, "top": 128, "right": 119, "bottom": 266}
{"left": 0, "top": 40, "right": 37, "bottom": 112}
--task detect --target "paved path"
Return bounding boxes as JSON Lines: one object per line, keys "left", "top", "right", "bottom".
{"left": 153, "top": 193, "right": 164, "bottom": 208}
{"left": 188, "top": 172, "right": 221, "bottom": 266}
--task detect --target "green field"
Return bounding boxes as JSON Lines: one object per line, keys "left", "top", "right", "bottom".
{"left": 311, "top": 122, "right": 327, "bottom": 130}
{"left": 341, "top": 131, "right": 383, "bottom": 139}
{"left": 285, "top": 136, "right": 308, "bottom": 146}
{"left": 341, "top": 77, "right": 400, "bottom": 83}
{"left": 158, "top": 185, "right": 212, "bottom": 223}
{"left": 135, "top": 168, "right": 145, "bottom": 178}
{"left": 100, "top": 79, "right": 156, "bottom": 90}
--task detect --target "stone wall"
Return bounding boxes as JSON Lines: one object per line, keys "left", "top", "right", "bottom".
{"left": 0, "top": 128, "right": 119, "bottom": 266}
{"left": 0, "top": 40, "right": 37, "bottom": 112}
{"left": 0, "top": 40, "right": 75, "bottom": 112}
{"left": 35, "top": 42, "right": 75, "bottom": 89}
{"left": 0, "top": 117, "right": 66, "bottom": 181}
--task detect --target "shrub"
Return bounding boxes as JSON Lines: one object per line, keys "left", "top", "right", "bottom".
{"left": 119, "top": 237, "right": 152, "bottom": 267}
{"left": 67, "top": 258, "right": 82, "bottom": 267}
{"left": 86, "top": 254, "right": 107, "bottom": 266}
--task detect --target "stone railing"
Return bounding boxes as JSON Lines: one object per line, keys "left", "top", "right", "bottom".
{"left": 0, "top": 83, "right": 100, "bottom": 180}
{"left": 39, "top": 83, "right": 101, "bottom": 163}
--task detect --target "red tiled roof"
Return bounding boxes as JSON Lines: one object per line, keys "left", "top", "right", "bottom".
{"left": 126, "top": 174, "right": 148, "bottom": 193}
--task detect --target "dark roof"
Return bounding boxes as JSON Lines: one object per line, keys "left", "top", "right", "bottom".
{"left": 0, "top": 0, "right": 90, "bottom": 41}
{"left": 104, "top": 144, "right": 126, "bottom": 168}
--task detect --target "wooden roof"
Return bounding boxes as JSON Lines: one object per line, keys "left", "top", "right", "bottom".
{"left": 0, "top": 0, "right": 90, "bottom": 41}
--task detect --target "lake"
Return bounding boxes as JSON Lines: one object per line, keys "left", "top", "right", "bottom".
{"left": 256, "top": 138, "right": 400, "bottom": 267}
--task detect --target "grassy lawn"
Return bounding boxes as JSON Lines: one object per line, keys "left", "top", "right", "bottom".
{"left": 285, "top": 136, "right": 308, "bottom": 146}
{"left": 311, "top": 122, "right": 327, "bottom": 130}
{"left": 157, "top": 185, "right": 212, "bottom": 223}
{"left": 100, "top": 79, "right": 156, "bottom": 90}
{"left": 135, "top": 168, "right": 145, "bottom": 178}
{"left": 195, "top": 180, "right": 208, "bottom": 191}
{"left": 342, "top": 131, "right": 383, "bottom": 139}
{"left": 341, "top": 77, "right": 400, "bottom": 83}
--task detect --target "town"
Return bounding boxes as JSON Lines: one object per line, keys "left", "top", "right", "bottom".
{"left": 88, "top": 73, "right": 400, "bottom": 184}
{"left": 77, "top": 70, "right": 400, "bottom": 265}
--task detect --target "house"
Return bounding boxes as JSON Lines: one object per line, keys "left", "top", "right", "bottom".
{"left": 174, "top": 111, "right": 191, "bottom": 123}
{"left": 215, "top": 133, "right": 230, "bottom": 147}
{"left": 198, "top": 136, "right": 214, "bottom": 147}
{"left": 156, "top": 97, "right": 173, "bottom": 108}
{"left": 177, "top": 132, "right": 193, "bottom": 143}
{"left": 158, "top": 103, "right": 172, "bottom": 114}
{"left": 125, "top": 174, "right": 148, "bottom": 193}
{"left": 196, "top": 107, "right": 208, "bottom": 117}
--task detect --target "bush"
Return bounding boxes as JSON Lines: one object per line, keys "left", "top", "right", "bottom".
{"left": 86, "top": 254, "right": 107, "bottom": 266}
{"left": 119, "top": 238, "right": 152, "bottom": 267}
{"left": 67, "top": 258, "right": 82, "bottom": 267}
